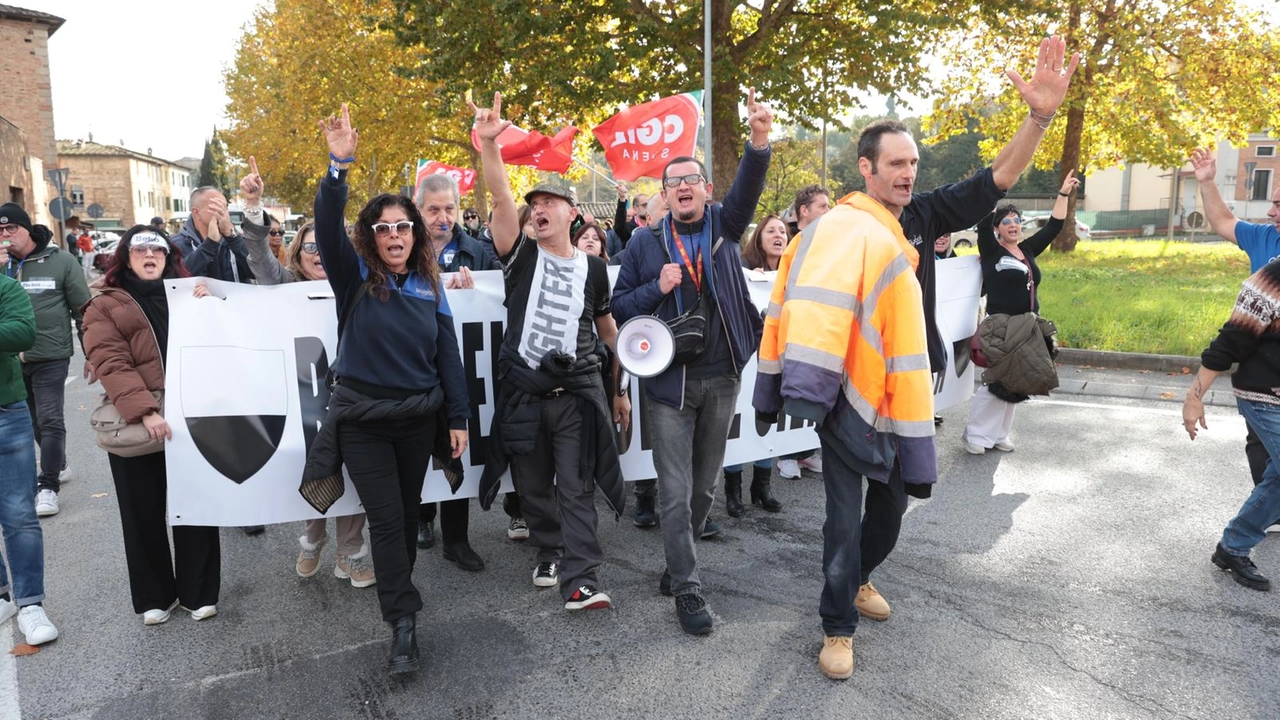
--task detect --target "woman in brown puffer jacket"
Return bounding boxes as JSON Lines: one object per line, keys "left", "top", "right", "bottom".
{"left": 83, "top": 225, "right": 222, "bottom": 626}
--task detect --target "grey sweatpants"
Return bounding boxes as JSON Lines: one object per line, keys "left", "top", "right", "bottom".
{"left": 509, "top": 394, "right": 604, "bottom": 600}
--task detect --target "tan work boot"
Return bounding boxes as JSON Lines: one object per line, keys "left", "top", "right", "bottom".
{"left": 296, "top": 535, "right": 326, "bottom": 578}
{"left": 819, "top": 635, "right": 854, "bottom": 680}
{"left": 855, "top": 582, "right": 891, "bottom": 621}
{"left": 335, "top": 551, "right": 376, "bottom": 588}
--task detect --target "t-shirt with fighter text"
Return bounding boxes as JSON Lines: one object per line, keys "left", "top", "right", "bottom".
{"left": 499, "top": 234, "right": 611, "bottom": 369}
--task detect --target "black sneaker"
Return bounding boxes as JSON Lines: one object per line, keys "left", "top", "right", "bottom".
{"left": 532, "top": 562, "right": 559, "bottom": 588}
{"left": 675, "top": 593, "right": 713, "bottom": 635}
{"left": 699, "top": 519, "right": 722, "bottom": 540}
{"left": 1212, "top": 543, "right": 1272, "bottom": 591}
{"left": 564, "top": 585, "right": 612, "bottom": 610}
{"left": 243, "top": 525, "right": 265, "bottom": 536}
{"left": 442, "top": 541, "right": 485, "bottom": 572}
{"left": 633, "top": 495, "right": 656, "bottom": 528}
{"left": 659, "top": 568, "right": 673, "bottom": 597}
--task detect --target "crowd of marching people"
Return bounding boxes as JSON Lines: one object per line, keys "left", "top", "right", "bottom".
{"left": 2, "top": 30, "right": 1279, "bottom": 684}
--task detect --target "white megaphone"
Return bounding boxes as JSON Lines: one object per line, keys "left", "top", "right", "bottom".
{"left": 616, "top": 316, "right": 675, "bottom": 378}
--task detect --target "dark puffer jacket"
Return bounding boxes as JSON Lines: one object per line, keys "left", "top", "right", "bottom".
{"left": 977, "top": 313, "right": 1058, "bottom": 397}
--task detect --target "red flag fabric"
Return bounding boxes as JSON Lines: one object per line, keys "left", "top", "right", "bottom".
{"left": 415, "top": 160, "right": 477, "bottom": 196}
{"left": 592, "top": 92, "right": 703, "bottom": 181}
{"left": 471, "top": 124, "right": 579, "bottom": 174}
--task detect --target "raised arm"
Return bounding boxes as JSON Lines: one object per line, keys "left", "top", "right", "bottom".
{"left": 990, "top": 36, "right": 1081, "bottom": 190}
{"left": 1022, "top": 171, "right": 1079, "bottom": 258}
{"left": 1190, "top": 147, "right": 1239, "bottom": 245}
{"left": 471, "top": 93, "right": 519, "bottom": 257}
{"left": 315, "top": 104, "right": 362, "bottom": 288}
{"left": 613, "top": 184, "right": 632, "bottom": 243}
{"left": 718, "top": 87, "right": 774, "bottom": 241}
{"left": 239, "top": 157, "right": 291, "bottom": 285}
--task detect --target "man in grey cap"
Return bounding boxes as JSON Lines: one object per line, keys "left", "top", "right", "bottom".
{"left": 472, "top": 92, "right": 630, "bottom": 613}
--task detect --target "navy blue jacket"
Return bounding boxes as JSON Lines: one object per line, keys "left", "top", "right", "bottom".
{"left": 612, "top": 141, "right": 769, "bottom": 408}
{"left": 171, "top": 216, "right": 255, "bottom": 283}
{"left": 313, "top": 169, "right": 470, "bottom": 428}
{"left": 440, "top": 224, "right": 499, "bottom": 272}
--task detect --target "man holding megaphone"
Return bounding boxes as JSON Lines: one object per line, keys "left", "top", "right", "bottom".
{"left": 612, "top": 88, "right": 773, "bottom": 637}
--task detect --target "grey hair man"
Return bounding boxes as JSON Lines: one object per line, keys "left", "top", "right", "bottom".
{"left": 170, "top": 187, "right": 255, "bottom": 283}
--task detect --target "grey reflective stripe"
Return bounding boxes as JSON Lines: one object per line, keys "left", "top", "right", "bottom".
{"left": 783, "top": 344, "right": 845, "bottom": 373}
{"left": 881, "top": 417, "right": 936, "bottom": 438}
{"left": 787, "top": 285, "right": 858, "bottom": 311}
{"left": 758, "top": 358, "right": 782, "bottom": 373}
{"left": 841, "top": 382, "right": 881, "bottom": 428}
{"left": 782, "top": 218, "right": 825, "bottom": 303}
{"left": 885, "top": 353, "right": 930, "bottom": 374}
{"left": 766, "top": 300, "right": 783, "bottom": 319}
{"left": 840, "top": 382, "right": 935, "bottom": 438}
{"left": 854, "top": 252, "right": 914, "bottom": 358}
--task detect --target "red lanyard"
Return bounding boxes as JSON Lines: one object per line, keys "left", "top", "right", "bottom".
{"left": 670, "top": 216, "right": 702, "bottom": 293}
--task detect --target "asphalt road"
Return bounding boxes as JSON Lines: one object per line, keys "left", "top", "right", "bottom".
{"left": 4, "top": 363, "right": 1278, "bottom": 720}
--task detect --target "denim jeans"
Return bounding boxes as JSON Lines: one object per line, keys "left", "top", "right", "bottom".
{"left": 24, "top": 358, "right": 70, "bottom": 493}
{"left": 1222, "top": 399, "right": 1280, "bottom": 556}
{"left": 648, "top": 375, "right": 740, "bottom": 596}
{"left": 0, "top": 400, "right": 45, "bottom": 605}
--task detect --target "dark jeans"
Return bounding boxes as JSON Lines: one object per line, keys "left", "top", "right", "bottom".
{"left": 419, "top": 499, "right": 470, "bottom": 545}
{"left": 24, "top": 358, "right": 69, "bottom": 493}
{"left": 340, "top": 415, "right": 434, "bottom": 622}
{"left": 109, "top": 452, "right": 220, "bottom": 614}
{"left": 634, "top": 478, "right": 656, "bottom": 499}
{"left": 509, "top": 394, "right": 603, "bottom": 601}
{"left": 1246, "top": 420, "right": 1270, "bottom": 487}
{"left": 817, "top": 429, "right": 909, "bottom": 636}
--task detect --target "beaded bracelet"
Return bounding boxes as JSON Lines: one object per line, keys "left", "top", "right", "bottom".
{"left": 329, "top": 152, "right": 356, "bottom": 164}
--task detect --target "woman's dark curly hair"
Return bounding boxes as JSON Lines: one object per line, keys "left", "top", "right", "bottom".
{"left": 350, "top": 194, "right": 440, "bottom": 301}
{"left": 992, "top": 203, "right": 1022, "bottom": 228}
{"left": 102, "top": 225, "right": 191, "bottom": 288}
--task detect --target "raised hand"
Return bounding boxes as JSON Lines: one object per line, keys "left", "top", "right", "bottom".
{"left": 1059, "top": 169, "right": 1080, "bottom": 196}
{"left": 746, "top": 87, "right": 773, "bottom": 144}
{"left": 1190, "top": 147, "right": 1217, "bottom": 184}
{"left": 615, "top": 181, "right": 628, "bottom": 201}
{"left": 240, "top": 156, "right": 264, "bottom": 206}
{"left": 318, "top": 103, "right": 359, "bottom": 163}
{"left": 1006, "top": 35, "right": 1081, "bottom": 117}
{"left": 468, "top": 92, "right": 511, "bottom": 144}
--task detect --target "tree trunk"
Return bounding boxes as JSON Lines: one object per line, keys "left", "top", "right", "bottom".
{"left": 1053, "top": 0, "right": 1086, "bottom": 253}
{"left": 706, "top": 0, "right": 741, "bottom": 200}
{"left": 468, "top": 147, "right": 489, "bottom": 219}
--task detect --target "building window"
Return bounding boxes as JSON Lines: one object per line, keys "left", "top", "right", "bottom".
{"left": 70, "top": 185, "right": 84, "bottom": 206}
{"left": 1252, "top": 169, "right": 1272, "bottom": 201}
{"left": 1258, "top": 146, "right": 1276, "bottom": 158}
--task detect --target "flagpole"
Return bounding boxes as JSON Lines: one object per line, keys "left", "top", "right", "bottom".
{"left": 703, "top": 0, "right": 713, "bottom": 185}
{"left": 572, "top": 157, "right": 619, "bottom": 188}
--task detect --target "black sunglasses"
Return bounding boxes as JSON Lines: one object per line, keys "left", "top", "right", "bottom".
{"left": 267, "top": 229, "right": 285, "bottom": 236}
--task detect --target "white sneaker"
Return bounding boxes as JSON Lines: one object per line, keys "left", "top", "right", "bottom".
{"left": 0, "top": 598, "right": 15, "bottom": 626}
{"left": 993, "top": 439, "right": 1015, "bottom": 452}
{"left": 777, "top": 459, "right": 802, "bottom": 479}
{"left": 183, "top": 604, "right": 217, "bottom": 621}
{"left": 1266, "top": 523, "right": 1280, "bottom": 534}
{"left": 798, "top": 456, "right": 824, "bottom": 473}
{"left": 17, "top": 605, "right": 58, "bottom": 645}
{"left": 58, "top": 464, "right": 72, "bottom": 484}
{"left": 961, "top": 435, "right": 986, "bottom": 455}
{"left": 143, "top": 600, "right": 179, "bottom": 626}
{"left": 35, "top": 489, "right": 59, "bottom": 517}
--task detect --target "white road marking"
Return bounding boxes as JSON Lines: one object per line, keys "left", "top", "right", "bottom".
{"left": 64, "top": 374, "right": 74, "bottom": 386}
{"left": 0, "top": 623, "right": 20, "bottom": 720}
{"left": 1030, "top": 396, "right": 1240, "bottom": 421}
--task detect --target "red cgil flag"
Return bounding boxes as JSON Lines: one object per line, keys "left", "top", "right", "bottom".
{"left": 415, "top": 160, "right": 477, "bottom": 196}
{"left": 592, "top": 91, "right": 703, "bottom": 181}
{"left": 471, "top": 123, "right": 579, "bottom": 174}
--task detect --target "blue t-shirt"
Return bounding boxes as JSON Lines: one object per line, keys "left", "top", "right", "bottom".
{"left": 1236, "top": 221, "right": 1280, "bottom": 272}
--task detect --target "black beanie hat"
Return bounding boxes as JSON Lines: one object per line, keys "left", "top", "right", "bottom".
{"left": 0, "top": 203, "right": 32, "bottom": 233}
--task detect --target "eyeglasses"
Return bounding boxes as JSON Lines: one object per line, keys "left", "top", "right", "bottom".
{"left": 663, "top": 174, "right": 705, "bottom": 188}
{"left": 301, "top": 242, "right": 318, "bottom": 254}
{"left": 0, "top": 225, "right": 20, "bottom": 237}
{"left": 130, "top": 245, "right": 168, "bottom": 257}
{"left": 999, "top": 217, "right": 1021, "bottom": 226}
{"left": 463, "top": 214, "right": 478, "bottom": 220}
{"left": 267, "top": 229, "right": 285, "bottom": 237}
{"left": 371, "top": 221, "right": 414, "bottom": 237}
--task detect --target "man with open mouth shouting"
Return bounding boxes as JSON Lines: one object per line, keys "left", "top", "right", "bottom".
{"left": 474, "top": 93, "right": 630, "bottom": 614}
{"left": 612, "top": 87, "right": 772, "bottom": 636}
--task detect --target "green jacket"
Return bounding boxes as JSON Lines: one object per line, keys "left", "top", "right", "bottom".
{"left": 5, "top": 240, "right": 91, "bottom": 362}
{"left": 0, "top": 275, "right": 36, "bottom": 406}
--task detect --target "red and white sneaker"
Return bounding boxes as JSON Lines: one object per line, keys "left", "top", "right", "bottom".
{"left": 564, "top": 585, "right": 611, "bottom": 611}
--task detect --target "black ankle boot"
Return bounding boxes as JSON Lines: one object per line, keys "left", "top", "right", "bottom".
{"left": 387, "top": 614, "right": 420, "bottom": 674}
{"left": 724, "top": 470, "right": 744, "bottom": 518}
{"left": 750, "top": 465, "right": 782, "bottom": 512}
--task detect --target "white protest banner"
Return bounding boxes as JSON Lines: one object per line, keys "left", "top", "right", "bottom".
{"left": 164, "top": 260, "right": 979, "bottom": 527}
{"left": 933, "top": 254, "right": 983, "bottom": 411}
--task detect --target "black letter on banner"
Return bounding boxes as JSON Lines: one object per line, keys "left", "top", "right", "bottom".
{"left": 294, "top": 337, "right": 330, "bottom": 457}
{"left": 727, "top": 412, "right": 741, "bottom": 440}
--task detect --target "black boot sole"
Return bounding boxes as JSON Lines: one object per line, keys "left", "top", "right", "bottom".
{"left": 387, "top": 655, "right": 420, "bottom": 675}
{"left": 750, "top": 495, "right": 783, "bottom": 513}
{"left": 442, "top": 547, "right": 485, "bottom": 572}
{"left": 1212, "top": 552, "right": 1273, "bottom": 591}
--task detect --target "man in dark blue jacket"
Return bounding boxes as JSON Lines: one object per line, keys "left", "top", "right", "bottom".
{"left": 171, "top": 187, "right": 255, "bottom": 284}
{"left": 612, "top": 88, "right": 772, "bottom": 636}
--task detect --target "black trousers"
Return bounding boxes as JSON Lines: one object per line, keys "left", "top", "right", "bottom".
{"left": 339, "top": 415, "right": 434, "bottom": 622}
{"left": 860, "top": 461, "right": 909, "bottom": 585}
{"left": 109, "top": 452, "right": 220, "bottom": 614}
{"left": 419, "top": 499, "right": 470, "bottom": 544}
{"left": 1246, "top": 420, "right": 1271, "bottom": 487}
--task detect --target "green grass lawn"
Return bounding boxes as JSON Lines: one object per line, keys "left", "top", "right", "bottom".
{"left": 959, "top": 240, "right": 1250, "bottom": 356}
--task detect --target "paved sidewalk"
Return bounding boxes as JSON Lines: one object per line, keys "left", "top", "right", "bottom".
{"left": 1050, "top": 350, "right": 1237, "bottom": 408}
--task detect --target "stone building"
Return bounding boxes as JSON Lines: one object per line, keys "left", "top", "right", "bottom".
{"left": 57, "top": 140, "right": 195, "bottom": 228}
{"left": 0, "top": 3, "right": 64, "bottom": 226}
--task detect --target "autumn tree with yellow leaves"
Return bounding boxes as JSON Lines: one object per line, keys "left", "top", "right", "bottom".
{"left": 929, "top": 0, "right": 1280, "bottom": 251}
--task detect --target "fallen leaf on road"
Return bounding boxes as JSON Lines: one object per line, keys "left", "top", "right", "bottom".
{"left": 92, "top": 493, "right": 107, "bottom": 498}
{"left": 11, "top": 643, "right": 38, "bottom": 656}
{"left": 1159, "top": 391, "right": 1177, "bottom": 400}
{"left": 1139, "top": 370, "right": 1151, "bottom": 374}
{"left": 1181, "top": 367, "right": 1191, "bottom": 374}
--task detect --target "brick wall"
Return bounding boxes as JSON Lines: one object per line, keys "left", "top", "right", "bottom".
{"left": 60, "top": 155, "right": 135, "bottom": 225}
{"left": 0, "top": 118, "right": 34, "bottom": 208}
{"left": 1234, "top": 138, "right": 1280, "bottom": 202}
{"left": 0, "top": 17, "right": 57, "bottom": 171}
